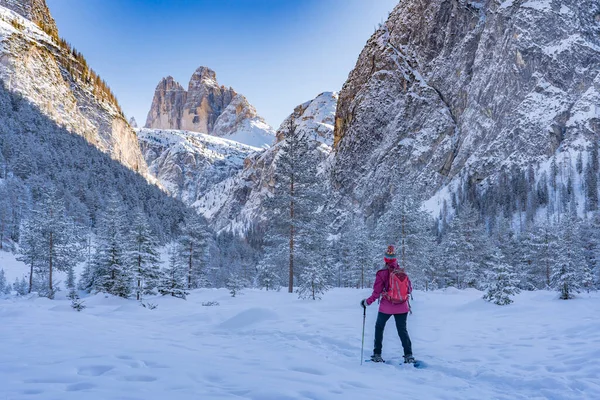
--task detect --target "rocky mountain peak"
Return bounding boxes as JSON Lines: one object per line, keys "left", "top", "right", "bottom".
{"left": 145, "top": 66, "right": 274, "bottom": 147}
{"left": 189, "top": 66, "right": 218, "bottom": 88}
{"left": 0, "top": 0, "right": 57, "bottom": 38}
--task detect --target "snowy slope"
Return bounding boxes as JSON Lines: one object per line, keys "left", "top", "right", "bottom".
{"left": 0, "top": 285, "right": 598, "bottom": 399}
{"left": 211, "top": 94, "right": 276, "bottom": 148}
{"left": 136, "top": 128, "right": 260, "bottom": 204}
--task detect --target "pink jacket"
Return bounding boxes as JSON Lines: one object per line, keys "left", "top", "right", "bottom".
{"left": 366, "top": 265, "right": 412, "bottom": 315}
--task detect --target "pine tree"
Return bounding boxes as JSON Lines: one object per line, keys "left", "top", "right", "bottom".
{"left": 585, "top": 144, "right": 599, "bottom": 211}
{"left": 536, "top": 220, "right": 561, "bottom": 289}
{"left": 17, "top": 189, "right": 82, "bottom": 298}
{"left": 78, "top": 226, "right": 95, "bottom": 292}
{"left": 256, "top": 256, "right": 281, "bottom": 291}
{"left": 345, "top": 217, "right": 377, "bottom": 289}
{"left": 552, "top": 212, "right": 585, "bottom": 299}
{"left": 225, "top": 272, "right": 245, "bottom": 297}
{"left": 483, "top": 248, "right": 520, "bottom": 305}
{"left": 17, "top": 214, "right": 43, "bottom": 293}
{"left": 580, "top": 211, "right": 600, "bottom": 290}
{"left": 0, "top": 269, "right": 9, "bottom": 294}
{"left": 177, "top": 214, "right": 209, "bottom": 290}
{"left": 442, "top": 205, "right": 488, "bottom": 289}
{"left": 128, "top": 210, "right": 161, "bottom": 301}
{"left": 158, "top": 244, "right": 188, "bottom": 299}
{"left": 516, "top": 226, "right": 547, "bottom": 290}
{"left": 264, "top": 119, "right": 324, "bottom": 293}
{"left": 92, "top": 195, "right": 132, "bottom": 298}
{"left": 66, "top": 264, "right": 85, "bottom": 311}
{"left": 378, "top": 181, "right": 435, "bottom": 288}
{"left": 13, "top": 276, "right": 28, "bottom": 296}
{"left": 296, "top": 213, "right": 332, "bottom": 300}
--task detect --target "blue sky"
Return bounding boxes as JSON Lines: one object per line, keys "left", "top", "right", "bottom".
{"left": 46, "top": 0, "right": 398, "bottom": 129}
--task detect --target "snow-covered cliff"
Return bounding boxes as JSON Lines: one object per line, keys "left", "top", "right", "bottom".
{"left": 332, "top": 0, "right": 600, "bottom": 218}
{"left": 0, "top": 1, "right": 147, "bottom": 173}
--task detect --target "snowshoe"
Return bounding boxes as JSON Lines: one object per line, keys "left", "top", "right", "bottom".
{"left": 403, "top": 355, "right": 416, "bottom": 364}
{"left": 370, "top": 354, "right": 385, "bottom": 363}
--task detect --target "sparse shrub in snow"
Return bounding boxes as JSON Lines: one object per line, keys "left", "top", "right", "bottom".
{"left": 202, "top": 301, "right": 220, "bottom": 306}
{"left": 68, "top": 289, "right": 86, "bottom": 312}
{"left": 140, "top": 302, "right": 158, "bottom": 310}
{"left": 226, "top": 273, "right": 245, "bottom": 297}
{"left": 12, "top": 277, "right": 28, "bottom": 296}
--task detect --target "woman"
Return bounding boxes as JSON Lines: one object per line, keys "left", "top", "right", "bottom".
{"left": 361, "top": 245, "right": 414, "bottom": 363}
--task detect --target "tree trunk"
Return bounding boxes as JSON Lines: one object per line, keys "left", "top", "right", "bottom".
{"left": 49, "top": 231, "right": 53, "bottom": 296}
{"left": 401, "top": 213, "right": 406, "bottom": 269}
{"left": 29, "top": 262, "right": 33, "bottom": 293}
{"left": 188, "top": 243, "right": 193, "bottom": 289}
{"left": 289, "top": 177, "right": 294, "bottom": 294}
{"left": 137, "top": 250, "right": 142, "bottom": 301}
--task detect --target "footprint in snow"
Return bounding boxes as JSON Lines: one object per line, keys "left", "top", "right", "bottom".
{"left": 77, "top": 365, "right": 114, "bottom": 376}
{"left": 118, "top": 375, "right": 158, "bottom": 382}
{"left": 66, "top": 382, "right": 96, "bottom": 391}
{"left": 289, "top": 366, "right": 327, "bottom": 376}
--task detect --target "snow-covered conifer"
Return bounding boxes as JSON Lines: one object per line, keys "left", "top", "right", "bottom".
{"left": 0, "top": 269, "right": 9, "bottom": 294}
{"left": 159, "top": 244, "right": 188, "bottom": 299}
{"left": 92, "top": 195, "right": 132, "bottom": 298}
{"left": 552, "top": 212, "right": 585, "bottom": 300}
{"left": 483, "top": 248, "right": 520, "bottom": 305}
{"left": 177, "top": 214, "right": 209, "bottom": 289}
{"left": 225, "top": 272, "right": 245, "bottom": 297}
{"left": 128, "top": 210, "right": 161, "bottom": 300}
{"left": 13, "top": 277, "right": 28, "bottom": 296}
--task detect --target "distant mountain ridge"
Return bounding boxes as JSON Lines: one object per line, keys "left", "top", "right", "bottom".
{"left": 145, "top": 67, "right": 275, "bottom": 148}
{"left": 137, "top": 128, "right": 260, "bottom": 205}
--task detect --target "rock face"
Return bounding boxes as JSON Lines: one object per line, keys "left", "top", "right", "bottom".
{"left": 193, "top": 92, "right": 338, "bottom": 233}
{"left": 145, "top": 67, "right": 275, "bottom": 148}
{"left": 0, "top": 0, "right": 57, "bottom": 38}
{"left": 137, "top": 128, "right": 260, "bottom": 205}
{"left": 0, "top": 1, "right": 147, "bottom": 173}
{"left": 333, "top": 0, "right": 600, "bottom": 217}
{"left": 129, "top": 116, "right": 138, "bottom": 128}
{"left": 144, "top": 76, "right": 186, "bottom": 131}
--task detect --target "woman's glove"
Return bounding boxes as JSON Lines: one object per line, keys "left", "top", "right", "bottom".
{"left": 360, "top": 299, "right": 368, "bottom": 308}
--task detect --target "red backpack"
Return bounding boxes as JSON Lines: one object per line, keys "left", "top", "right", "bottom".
{"left": 384, "top": 268, "right": 410, "bottom": 304}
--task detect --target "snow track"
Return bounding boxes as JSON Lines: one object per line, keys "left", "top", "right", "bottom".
{"left": 0, "top": 288, "right": 598, "bottom": 399}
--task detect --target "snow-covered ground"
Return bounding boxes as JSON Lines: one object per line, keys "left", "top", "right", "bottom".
{"left": 1, "top": 285, "right": 598, "bottom": 400}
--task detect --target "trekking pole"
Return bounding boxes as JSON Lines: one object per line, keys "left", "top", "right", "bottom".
{"left": 360, "top": 304, "right": 366, "bottom": 365}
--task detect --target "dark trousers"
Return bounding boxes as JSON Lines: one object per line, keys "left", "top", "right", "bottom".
{"left": 373, "top": 312, "right": 412, "bottom": 356}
